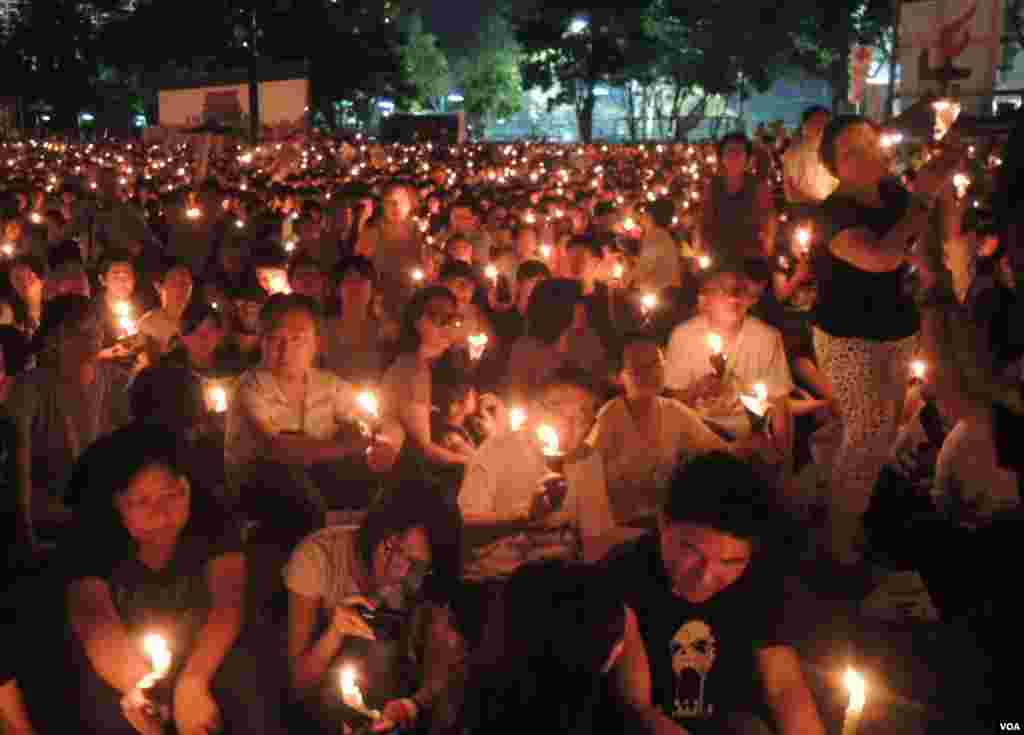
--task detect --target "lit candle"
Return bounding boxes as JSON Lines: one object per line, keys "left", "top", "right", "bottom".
{"left": 411, "top": 268, "right": 425, "bottom": 285}
{"left": 509, "top": 407, "right": 527, "bottom": 432}
{"left": 612, "top": 263, "right": 625, "bottom": 280}
{"left": 640, "top": 292, "right": 658, "bottom": 318}
{"left": 235, "top": 219, "right": 245, "bottom": 229}
{"left": 910, "top": 359, "right": 927, "bottom": 382}
{"left": 740, "top": 382, "right": 771, "bottom": 430}
{"left": 841, "top": 668, "right": 866, "bottom": 735}
{"left": 1, "top": 242, "right": 15, "bottom": 257}
{"left": 339, "top": 665, "right": 381, "bottom": 721}
{"left": 356, "top": 391, "right": 380, "bottom": 420}
{"left": 622, "top": 216, "right": 636, "bottom": 231}
{"left": 185, "top": 206, "right": 201, "bottom": 220}
{"left": 268, "top": 272, "right": 291, "bottom": 295}
{"left": 707, "top": 333, "right": 727, "bottom": 378}
{"left": 283, "top": 238, "right": 297, "bottom": 254}
{"left": 484, "top": 264, "right": 499, "bottom": 286}
{"left": 697, "top": 255, "right": 712, "bottom": 270}
{"left": 539, "top": 244, "right": 552, "bottom": 259}
{"left": 29, "top": 212, "right": 42, "bottom": 225}
{"left": 468, "top": 333, "right": 489, "bottom": 361}
{"left": 794, "top": 226, "right": 812, "bottom": 254}
{"left": 536, "top": 424, "right": 561, "bottom": 457}
{"left": 953, "top": 173, "right": 970, "bottom": 199}
{"left": 138, "top": 633, "right": 172, "bottom": 690}
{"left": 113, "top": 301, "right": 138, "bottom": 338}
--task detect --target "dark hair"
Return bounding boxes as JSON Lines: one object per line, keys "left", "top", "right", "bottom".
{"left": 356, "top": 488, "right": 462, "bottom": 604}
{"left": 36, "top": 294, "right": 95, "bottom": 349}
{"left": 47, "top": 241, "right": 84, "bottom": 272}
{"left": 259, "top": 293, "right": 323, "bottom": 335}
{"left": 741, "top": 257, "right": 773, "bottom": 286}
{"left": 644, "top": 198, "right": 675, "bottom": 229}
{"left": 540, "top": 364, "right": 599, "bottom": 399}
{"left": 153, "top": 256, "right": 193, "bottom": 284}
{"left": 129, "top": 365, "right": 204, "bottom": 434}
{"left": 180, "top": 299, "right": 224, "bottom": 336}
{"left": 331, "top": 255, "right": 378, "bottom": 287}
{"left": 439, "top": 259, "right": 477, "bottom": 283}
{"left": 696, "top": 259, "right": 746, "bottom": 291}
{"left": 99, "top": 250, "right": 136, "bottom": 275}
{"left": 515, "top": 259, "right": 551, "bottom": 283}
{"left": 663, "top": 452, "right": 789, "bottom": 551}
{"left": 396, "top": 285, "right": 455, "bottom": 354}
{"left": 66, "top": 424, "right": 229, "bottom": 559}
{"left": 0, "top": 325, "right": 29, "bottom": 376}
{"left": 566, "top": 235, "right": 603, "bottom": 260}
{"left": 993, "top": 109, "right": 1024, "bottom": 236}
{"left": 718, "top": 132, "right": 752, "bottom": 158}
{"left": 526, "top": 278, "right": 581, "bottom": 346}
{"left": 465, "top": 560, "right": 626, "bottom": 735}
{"left": 819, "top": 114, "right": 878, "bottom": 178}
{"left": 286, "top": 254, "right": 323, "bottom": 281}
{"left": 802, "top": 105, "right": 830, "bottom": 126}
{"left": 8, "top": 254, "right": 47, "bottom": 281}
{"left": 229, "top": 282, "right": 268, "bottom": 304}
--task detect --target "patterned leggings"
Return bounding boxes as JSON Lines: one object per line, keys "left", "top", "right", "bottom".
{"left": 813, "top": 328, "right": 918, "bottom": 563}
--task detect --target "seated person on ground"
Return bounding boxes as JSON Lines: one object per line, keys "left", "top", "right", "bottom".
{"left": 600, "top": 452, "right": 826, "bottom": 735}
{"left": 284, "top": 490, "right": 463, "bottom": 734}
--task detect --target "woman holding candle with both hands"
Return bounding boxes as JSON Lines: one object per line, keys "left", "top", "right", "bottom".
{"left": 64, "top": 425, "right": 285, "bottom": 735}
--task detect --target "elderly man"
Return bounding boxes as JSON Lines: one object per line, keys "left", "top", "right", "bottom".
{"left": 226, "top": 294, "right": 403, "bottom": 545}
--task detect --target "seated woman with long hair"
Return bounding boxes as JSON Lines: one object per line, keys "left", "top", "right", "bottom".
{"left": 462, "top": 560, "right": 626, "bottom": 735}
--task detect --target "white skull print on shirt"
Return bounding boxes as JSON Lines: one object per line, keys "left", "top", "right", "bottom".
{"left": 670, "top": 619, "right": 717, "bottom": 719}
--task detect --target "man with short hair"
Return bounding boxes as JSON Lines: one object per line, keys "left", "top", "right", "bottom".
{"left": 782, "top": 106, "right": 837, "bottom": 206}
{"left": 602, "top": 453, "right": 826, "bottom": 735}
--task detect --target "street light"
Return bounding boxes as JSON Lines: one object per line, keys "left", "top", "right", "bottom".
{"left": 569, "top": 17, "right": 588, "bottom": 34}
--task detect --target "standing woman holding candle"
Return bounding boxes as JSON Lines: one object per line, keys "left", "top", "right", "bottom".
{"left": 64, "top": 425, "right": 285, "bottom": 735}
{"left": 812, "top": 115, "right": 964, "bottom": 567}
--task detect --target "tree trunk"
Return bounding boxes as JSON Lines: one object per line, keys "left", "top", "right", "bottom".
{"left": 624, "top": 81, "right": 638, "bottom": 142}
{"left": 576, "top": 81, "right": 595, "bottom": 144}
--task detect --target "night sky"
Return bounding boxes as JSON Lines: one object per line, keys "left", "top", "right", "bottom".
{"left": 420, "top": 0, "right": 485, "bottom": 46}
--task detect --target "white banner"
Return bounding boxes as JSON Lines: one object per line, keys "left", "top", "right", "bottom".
{"left": 898, "top": 0, "right": 1004, "bottom": 97}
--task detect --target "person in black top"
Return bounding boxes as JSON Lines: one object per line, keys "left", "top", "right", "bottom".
{"left": 811, "top": 114, "right": 963, "bottom": 566}
{"left": 63, "top": 425, "right": 285, "bottom": 735}
{"left": 601, "top": 452, "right": 824, "bottom": 735}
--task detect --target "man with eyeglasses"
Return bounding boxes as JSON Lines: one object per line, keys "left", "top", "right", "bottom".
{"left": 664, "top": 265, "right": 794, "bottom": 481}
{"left": 456, "top": 367, "right": 615, "bottom": 644}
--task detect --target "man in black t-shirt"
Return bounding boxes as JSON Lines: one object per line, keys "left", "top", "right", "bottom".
{"left": 601, "top": 453, "right": 824, "bottom": 735}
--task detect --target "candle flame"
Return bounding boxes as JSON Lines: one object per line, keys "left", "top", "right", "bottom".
{"left": 357, "top": 391, "right": 380, "bottom": 419}
{"left": 539, "top": 245, "right": 552, "bottom": 259}
{"left": 468, "top": 333, "right": 488, "bottom": 347}
{"left": 411, "top": 268, "right": 425, "bottom": 283}
{"left": 795, "top": 227, "right": 812, "bottom": 249}
{"left": 698, "top": 255, "right": 712, "bottom": 270}
{"left": 509, "top": 407, "right": 527, "bottom": 432}
{"left": 185, "top": 206, "right": 201, "bottom": 220}
{"left": 536, "top": 425, "right": 560, "bottom": 456}
{"left": 844, "top": 668, "right": 866, "bottom": 712}
{"left": 707, "top": 333, "right": 723, "bottom": 355}
{"left": 641, "top": 292, "right": 658, "bottom": 311}
{"left": 30, "top": 212, "right": 42, "bottom": 224}
{"left": 484, "top": 264, "right": 499, "bottom": 282}
{"left": 208, "top": 385, "right": 228, "bottom": 414}
{"left": 622, "top": 217, "right": 635, "bottom": 230}
{"left": 754, "top": 382, "right": 768, "bottom": 402}
{"left": 613, "top": 263, "right": 625, "bottom": 279}
{"left": 143, "top": 634, "right": 171, "bottom": 680}
{"left": 911, "top": 360, "right": 927, "bottom": 380}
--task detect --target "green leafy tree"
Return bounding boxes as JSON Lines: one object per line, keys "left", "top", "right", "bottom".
{"left": 400, "top": 14, "right": 452, "bottom": 112}
{"left": 513, "top": 3, "right": 648, "bottom": 143}
{"left": 456, "top": 12, "right": 523, "bottom": 131}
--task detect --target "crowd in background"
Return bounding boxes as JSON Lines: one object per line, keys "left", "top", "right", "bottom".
{"left": 0, "top": 102, "right": 1022, "bottom": 735}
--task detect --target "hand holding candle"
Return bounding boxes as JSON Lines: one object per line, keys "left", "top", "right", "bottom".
{"left": 207, "top": 384, "right": 228, "bottom": 414}
{"left": 708, "top": 333, "right": 727, "bottom": 378}
{"left": 484, "top": 264, "right": 499, "bottom": 288}
{"left": 794, "top": 225, "right": 812, "bottom": 256}
{"left": 739, "top": 382, "right": 771, "bottom": 433}
{"left": 355, "top": 390, "right": 381, "bottom": 442}
{"left": 114, "top": 301, "right": 138, "bottom": 338}
{"left": 640, "top": 292, "right": 658, "bottom": 321}
{"left": 910, "top": 359, "right": 927, "bottom": 384}
{"left": 841, "top": 667, "right": 866, "bottom": 735}
{"left": 340, "top": 665, "right": 381, "bottom": 722}
{"left": 534, "top": 424, "right": 568, "bottom": 516}
{"left": 468, "top": 333, "right": 488, "bottom": 361}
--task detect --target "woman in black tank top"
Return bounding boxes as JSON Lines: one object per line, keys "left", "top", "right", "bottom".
{"left": 811, "top": 115, "right": 964, "bottom": 567}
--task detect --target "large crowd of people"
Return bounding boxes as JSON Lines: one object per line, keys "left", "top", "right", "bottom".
{"left": 0, "top": 102, "right": 1021, "bottom": 735}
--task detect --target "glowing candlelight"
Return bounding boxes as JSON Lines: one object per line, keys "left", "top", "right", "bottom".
{"left": 207, "top": 384, "right": 228, "bottom": 414}
{"left": 113, "top": 301, "right": 138, "bottom": 337}
{"left": 339, "top": 665, "right": 381, "bottom": 720}
{"left": 708, "top": 333, "right": 723, "bottom": 355}
{"left": 622, "top": 216, "right": 635, "bottom": 231}
{"left": 283, "top": 238, "right": 297, "bottom": 253}
{"left": 640, "top": 292, "right": 658, "bottom": 317}
{"left": 953, "top": 173, "right": 970, "bottom": 199}
{"left": 268, "top": 272, "right": 291, "bottom": 295}
{"left": 795, "top": 226, "right": 812, "bottom": 254}
{"left": 185, "top": 206, "right": 201, "bottom": 220}
{"left": 841, "top": 668, "right": 866, "bottom": 735}
{"left": 536, "top": 424, "right": 561, "bottom": 457}
{"left": 411, "top": 268, "right": 425, "bottom": 285}
{"left": 484, "top": 264, "right": 499, "bottom": 285}
{"left": 910, "top": 359, "right": 927, "bottom": 382}
{"left": 235, "top": 219, "right": 245, "bottom": 229}
{"left": 708, "top": 332, "right": 727, "bottom": 378}
{"left": 356, "top": 391, "right": 380, "bottom": 420}
{"left": 29, "top": 212, "right": 42, "bottom": 225}
{"left": 539, "top": 244, "right": 552, "bottom": 259}
{"left": 509, "top": 407, "right": 527, "bottom": 432}
{"left": 612, "top": 263, "right": 625, "bottom": 280}
{"left": 697, "top": 255, "right": 712, "bottom": 270}
{"left": 468, "top": 333, "right": 489, "bottom": 361}
{"left": 138, "top": 633, "right": 172, "bottom": 690}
